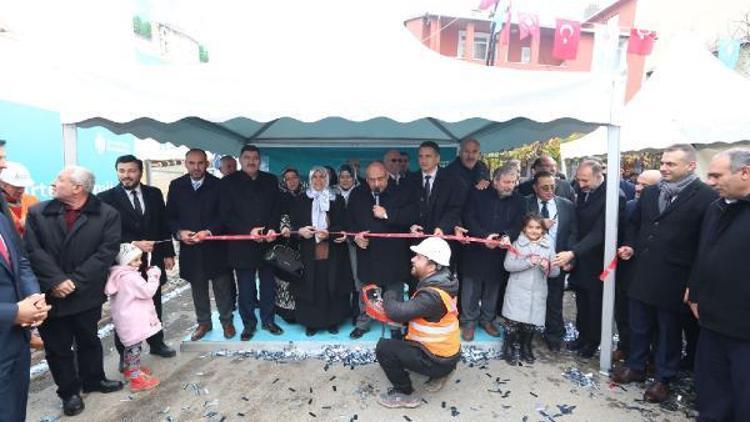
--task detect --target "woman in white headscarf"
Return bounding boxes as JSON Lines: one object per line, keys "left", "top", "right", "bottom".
{"left": 281, "top": 166, "right": 353, "bottom": 336}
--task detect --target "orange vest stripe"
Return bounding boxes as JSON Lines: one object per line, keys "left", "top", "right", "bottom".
{"left": 405, "top": 286, "right": 460, "bottom": 357}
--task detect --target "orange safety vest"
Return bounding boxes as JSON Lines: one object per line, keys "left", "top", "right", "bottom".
{"left": 405, "top": 286, "right": 460, "bottom": 357}
{"left": 7, "top": 194, "right": 38, "bottom": 235}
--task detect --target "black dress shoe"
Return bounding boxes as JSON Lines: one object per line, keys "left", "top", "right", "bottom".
{"left": 150, "top": 344, "right": 177, "bottom": 358}
{"left": 62, "top": 394, "right": 85, "bottom": 416}
{"left": 566, "top": 338, "right": 585, "bottom": 351}
{"left": 327, "top": 325, "right": 339, "bottom": 334}
{"left": 262, "top": 322, "right": 284, "bottom": 336}
{"left": 240, "top": 326, "right": 256, "bottom": 341}
{"left": 349, "top": 328, "right": 368, "bottom": 339}
{"left": 82, "top": 378, "right": 124, "bottom": 394}
{"left": 305, "top": 328, "right": 318, "bottom": 337}
{"left": 577, "top": 344, "right": 598, "bottom": 359}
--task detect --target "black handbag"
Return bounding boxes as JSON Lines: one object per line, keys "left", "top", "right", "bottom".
{"left": 264, "top": 243, "right": 304, "bottom": 284}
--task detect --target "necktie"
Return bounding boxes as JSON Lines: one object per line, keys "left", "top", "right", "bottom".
{"left": 541, "top": 201, "right": 550, "bottom": 218}
{"left": 192, "top": 180, "right": 202, "bottom": 191}
{"left": 0, "top": 234, "right": 10, "bottom": 267}
{"left": 131, "top": 190, "right": 144, "bottom": 216}
{"left": 423, "top": 175, "right": 432, "bottom": 200}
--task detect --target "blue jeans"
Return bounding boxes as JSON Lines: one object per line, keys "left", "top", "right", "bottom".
{"left": 236, "top": 265, "right": 276, "bottom": 327}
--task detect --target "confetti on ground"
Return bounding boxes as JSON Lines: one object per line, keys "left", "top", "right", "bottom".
{"left": 561, "top": 367, "right": 599, "bottom": 390}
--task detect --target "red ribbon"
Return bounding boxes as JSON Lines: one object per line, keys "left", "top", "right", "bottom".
{"left": 599, "top": 257, "right": 618, "bottom": 282}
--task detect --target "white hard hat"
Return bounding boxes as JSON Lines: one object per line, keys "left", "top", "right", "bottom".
{"left": 0, "top": 162, "right": 34, "bottom": 188}
{"left": 410, "top": 236, "right": 451, "bottom": 267}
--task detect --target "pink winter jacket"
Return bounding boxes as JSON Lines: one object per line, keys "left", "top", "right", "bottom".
{"left": 105, "top": 265, "right": 162, "bottom": 347}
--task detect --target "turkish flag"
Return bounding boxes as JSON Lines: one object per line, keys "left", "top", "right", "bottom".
{"left": 478, "top": 0, "right": 498, "bottom": 10}
{"left": 518, "top": 12, "right": 539, "bottom": 40}
{"left": 627, "top": 28, "right": 656, "bottom": 55}
{"left": 553, "top": 19, "right": 581, "bottom": 60}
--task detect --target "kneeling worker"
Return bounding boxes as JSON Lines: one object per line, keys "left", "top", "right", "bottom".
{"left": 375, "top": 237, "right": 460, "bottom": 408}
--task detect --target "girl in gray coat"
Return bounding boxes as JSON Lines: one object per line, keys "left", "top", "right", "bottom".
{"left": 502, "top": 214, "right": 560, "bottom": 365}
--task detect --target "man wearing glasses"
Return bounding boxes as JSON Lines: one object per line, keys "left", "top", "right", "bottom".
{"left": 384, "top": 150, "right": 405, "bottom": 186}
{"left": 526, "top": 170, "right": 577, "bottom": 352}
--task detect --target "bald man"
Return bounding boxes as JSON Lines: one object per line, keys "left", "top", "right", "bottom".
{"left": 625, "top": 170, "right": 662, "bottom": 220}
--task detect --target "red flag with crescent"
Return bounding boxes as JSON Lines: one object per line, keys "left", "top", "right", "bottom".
{"left": 627, "top": 28, "right": 656, "bottom": 55}
{"left": 478, "top": 0, "right": 499, "bottom": 11}
{"left": 553, "top": 18, "right": 581, "bottom": 60}
{"left": 518, "top": 12, "right": 539, "bottom": 40}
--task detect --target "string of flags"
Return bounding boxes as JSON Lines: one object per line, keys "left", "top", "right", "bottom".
{"left": 478, "top": 0, "right": 656, "bottom": 62}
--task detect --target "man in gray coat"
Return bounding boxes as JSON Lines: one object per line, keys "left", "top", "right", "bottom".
{"left": 525, "top": 171, "right": 577, "bottom": 352}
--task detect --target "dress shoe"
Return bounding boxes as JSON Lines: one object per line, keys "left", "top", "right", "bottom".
{"left": 62, "top": 394, "right": 85, "bottom": 416}
{"left": 461, "top": 325, "right": 475, "bottom": 342}
{"left": 612, "top": 348, "right": 628, "bottom": 362}
{"left": 566, "top": 338, "right": 585, "bottom": 352}
{"left": 82, "top": 378, "right": 124, "bottom": 394}
{"left": 262, "top": 322, "right": 284, "bottom": 336}
{"left": 349, "top": 328, "right": 368, "bottom": 339}
{"left": 240, "top": 326, "right": 256, "bottom": 341}
{"left": 644, "top": 381, "right": 669, "bottom": 403}
{"left": 577, "top": 344, "right": 598, "bottom": 359}
{"left": 150, "top": 344, "right": 177, "bottom": 358}
{"left": 544, "top": 337, "right": 561, "bottom": 352}
{"left": 327, "top": 325, "right": 339, "bottom": 334}
{"left": 611, "top": 366, "right": 645, "bottom": 384}
{"left": 306, "top": 328, "right": 318, "bottom": 336}
{"left": 191, "top": 323, "right": 213, "bottom": 341}
{"left": 222, "top": 322, "right": 237, "bottom": 339}
{"left": 481, "top": 322, "right": 501, "bottom": 337}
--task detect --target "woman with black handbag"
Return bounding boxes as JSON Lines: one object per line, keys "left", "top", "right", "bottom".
{"left": 281, "top": 166, "right": 353, "bottom": 336}
{"left": 272, "top": 167, "right": 305, "bottom": 324}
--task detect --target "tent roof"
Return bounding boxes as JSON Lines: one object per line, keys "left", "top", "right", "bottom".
{"left": 561, "top": 34, "right": 750, "bottom": 159}
{"left": 1, "top": 1, "right": 611, "bottom": 154}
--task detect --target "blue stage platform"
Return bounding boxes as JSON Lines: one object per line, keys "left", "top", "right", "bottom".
{"left": 180, "top": 310, "right": 503, "bottom": 352}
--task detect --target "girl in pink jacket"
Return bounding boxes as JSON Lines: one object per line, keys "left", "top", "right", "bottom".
{"left": 105, "top": 243, "right": 161, "bottom": 392}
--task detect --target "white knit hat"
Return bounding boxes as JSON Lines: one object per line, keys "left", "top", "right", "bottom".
{"left": 116, "top": 243, "right": 143, "bottom": 266}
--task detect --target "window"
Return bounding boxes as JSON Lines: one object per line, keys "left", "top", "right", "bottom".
{"left": 521, "top": 47, "right": 531, "bottom": 64}
{"left": 457, "top": 30, "right": 491, "bottom": 61}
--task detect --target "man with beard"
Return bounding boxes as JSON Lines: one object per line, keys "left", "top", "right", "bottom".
{"left": 445, "top": 138, "right": 490, "bottom": 191}
{"left": 612, "top": 145, "right": 716, "bottom": 403}
{"left": 460, "top": 165, "right": 526, "bottom": 341}
{"left": 347, "top": 161, "right": 418, "bottom": 339}
{"left": 375, "top": 237, "right": 460, "bottom": 409}
{"left": 166, "top": 149, "right": 235, "bottom": 341}
{"left": 219, "top": 145, "right": 283, "bottom": 340}
{"left": 554, "top": 159, "right": 626, "bottom": 359}
{"left": 98, "top": 155, "right": 177, "bottom": 364}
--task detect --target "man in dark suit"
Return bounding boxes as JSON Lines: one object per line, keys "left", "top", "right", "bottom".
{"left": 688, "top": 148, "right": 750, "bottom": 421}
{"left": 0, "top": 211, "right": 49, "bottom": 422}
{"left": 525, "top": 170, "right": 577, "bottom": 352}
{"left": 406, "top": 141, "right": 464, "bottom": 238}
{"left": 219, "top": 145, "right": 283, "bottom": 341}
{"left": 461, "top": 165, "right": 526, "bottom": 341}
{"left": 554, "top": 159, "right": 626, "bottom": 359}
{"left": 612, "top": 144, "right": 717, "bottom": 403}
{"left": 167, "top": 149, "right": 235, "bottom": 341}
{"left": 25, "top": 166, "right": 123, "bottom": 416}
{"left": 517, "top": 155, "right": 576, "bottom": 202}
{"left": 98, "top": 155, "right": 176, "bottom": 360}
{"left": 347, "top": 161, "right": 418, "bottom": 339}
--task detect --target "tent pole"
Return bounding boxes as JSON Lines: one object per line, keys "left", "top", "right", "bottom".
{"left": 62, "top": 124, "right": 78, "bottom": 166}
{"left": 599, "top": 124, "right": 621, "bottom": 374}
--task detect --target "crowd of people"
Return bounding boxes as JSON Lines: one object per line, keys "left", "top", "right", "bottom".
{"left": 1, "top": 137, "right": 748, "bottom": 421}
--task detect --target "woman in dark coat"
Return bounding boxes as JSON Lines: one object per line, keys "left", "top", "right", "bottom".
{"left": 281, "top": 166, "right": 353, "bottom": 336}
{"left": 274, "top": 167, "right": 305, "bottom": 323}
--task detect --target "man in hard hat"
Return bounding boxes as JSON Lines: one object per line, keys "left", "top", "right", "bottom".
{"left": 375, "top": 236, "right": 460, "bottom": 408}
{"left": 0, "top": 161, "right": 38, "bottom": 236}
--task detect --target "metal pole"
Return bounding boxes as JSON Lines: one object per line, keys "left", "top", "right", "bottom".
{"left": 599, "top": 124, "right": 621, "bottom": 374}
{"left": 62, "top": 124, "right": 78, "bottom": 166}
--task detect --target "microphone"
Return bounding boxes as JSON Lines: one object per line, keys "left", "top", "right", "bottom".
{"left": 374, "top": 192, "right": 380, "bottom": 206}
